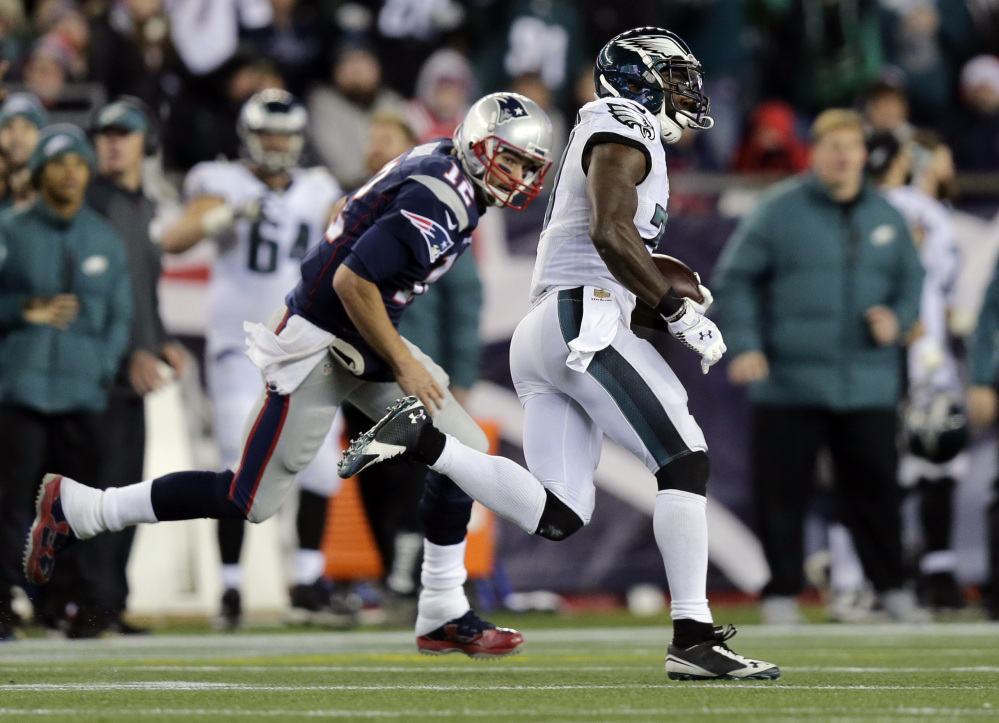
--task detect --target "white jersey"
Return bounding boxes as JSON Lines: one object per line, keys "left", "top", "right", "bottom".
{"left": 884, "top": 185, "right": 961, "bottom": 393}
{"left": 531, "top": 97, "right": 669, "bottom": 307}
{"left": 184, "top": 161, "right": 342, "bottom": 355}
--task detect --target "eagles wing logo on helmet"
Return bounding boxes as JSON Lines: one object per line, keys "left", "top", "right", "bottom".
{"left": 606, "top": 102, "right": 656, "bottom": 141}
{"left": 496, "top": 95, "right": 530, "bottom": 125}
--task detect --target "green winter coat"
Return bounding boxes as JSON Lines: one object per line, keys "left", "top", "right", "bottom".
{"left": 0, "top": 198, "right": 132, "bottom": 413}
{"left": 969, "top": 258, "right": 999, "bottom": 387}
{"left": 398, "top": 250, "right": 483, "bottom": 390}
{"left": 714, "top": 173, "right": 923, "bottom": 410}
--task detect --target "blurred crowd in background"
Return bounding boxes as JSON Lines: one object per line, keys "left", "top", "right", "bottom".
{"left": 3, "top": 0, "right": 999, "bottom": 640}
{"left": 0, "top": 0, "right": 997, "bottom": 185}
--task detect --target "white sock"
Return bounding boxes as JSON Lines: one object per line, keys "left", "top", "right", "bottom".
{"left": 654, "top": 490, "right": 712, "bottom": 624}
{"left": 430, "top": 435, "right": 547, "bottom": 534}
{"left": 920, "top": 549, "right": 957, "bottom": 575}
{"left": 220, "top": 564, "right": 242, "bottom": 591}
{"left": 294, "top": 549, "right": 327, "bottom": 585}
{"left": 101, "top": 480, "right": 157, "bottom": 532}
{"left": 416, "top": 539, "right": 470, "bottom": 636}
{"left": 386, "top": 532, "right": 423, "bottom": 595}
{"left": 61, "top": 477, "right": 108, "bottom": 539}
{"left": 829, "top": 522, "right": 865, "bottom": 592}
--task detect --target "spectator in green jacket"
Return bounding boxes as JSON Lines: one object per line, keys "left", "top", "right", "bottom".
{"left": 714, "top": 109, "right": 926, "bottom": 625}
{"left": 965, "top": 265, "right": 999, "bottom": 621}
{"left": 0, "top": 124, "right": 131, "bottom": 640}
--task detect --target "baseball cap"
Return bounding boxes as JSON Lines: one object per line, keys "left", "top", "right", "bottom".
{"left": 93, "top": 99, "right": 149, "bottom": 134}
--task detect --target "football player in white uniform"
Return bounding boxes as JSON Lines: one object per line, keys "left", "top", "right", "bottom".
{"left": 161, "top": 90, "right": 348, "bottom": 629}
{"left": 341, "top": 27, "right": 779, "bottom": 680}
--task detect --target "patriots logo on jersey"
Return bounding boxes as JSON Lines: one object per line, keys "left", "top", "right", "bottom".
{"left": 606, "top": 102, "right": 656, "bottom": 141}
{"left": 401, "top": 209, "right": 454, "bottom": 262}
{"left": 496, "top": 95, "right": 530, "bottom": 125}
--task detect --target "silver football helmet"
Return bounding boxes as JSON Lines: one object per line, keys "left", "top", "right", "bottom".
{"left": 453, "top": 92, "right": 553, "bottom": 210}
{"left": 237, "top": 89, "right": 307, "bottom": 174}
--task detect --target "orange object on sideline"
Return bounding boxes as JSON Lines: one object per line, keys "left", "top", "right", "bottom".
{"left": 323, "top": 418, "right": 501, "bottom": 580}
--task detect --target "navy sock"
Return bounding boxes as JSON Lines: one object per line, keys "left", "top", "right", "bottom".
{"left": 418, "top": 471, "right": 472, "bottom": 546}
{"left": 217, "top": 516, "right": 245, "bottom": 564}
{"left": 297, "top": 488, "right": 329, "bottom": 550}
{"left": 151, "top": 470, "right": 245, "bottom": 521}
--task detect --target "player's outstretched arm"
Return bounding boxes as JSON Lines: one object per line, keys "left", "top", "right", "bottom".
{"left": 585, "top": 142, "right": 672, "bottom": 308}
{"left": 332, "top": 264, "right": 446, "bottom": 414}
{"left": 161, "top": 196, "right": 230, "bottom": 254}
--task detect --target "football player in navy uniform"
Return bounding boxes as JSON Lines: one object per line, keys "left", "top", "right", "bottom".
{"left": 25, "top": 92, "right": 554, "bottom": 657}
{"left": 161, "top": 89, "right": 350, "bottom": 631}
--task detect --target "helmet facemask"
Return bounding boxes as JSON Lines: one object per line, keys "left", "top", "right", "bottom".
{"left": 470, "top": 135, "right": 551, "bottom": 210}
{"left": 453, "top": 92, "right": 554, "bottom": 211}
{"left": 238, "top": 89, "right": 307, "bottom": 175}
{"left": 243, "top": 132, "right": 304, "bottom": 175}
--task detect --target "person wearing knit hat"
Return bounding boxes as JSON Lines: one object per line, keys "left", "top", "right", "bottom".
{"left": 0, "top": 92, "right": 48, "bottom": 211}
{"left": 26, "top": 123, "right": 95, "bottom": 182}
{"left": 0, "top": 117, "right": 131, "bottom": 641}
{"left": 0, "top": 92, "right": 48, "bottom": 134}
{"left": 943, "top": 55, "right": 999, "bottom": 172}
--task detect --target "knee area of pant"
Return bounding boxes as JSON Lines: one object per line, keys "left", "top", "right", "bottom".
{"left": 244, "top": 505, "right": 275, "bottom": 524}
{"left": 656, "top": 451, "right": 709, "bottom": 496}
{"left": 535, "top": 489, "right": 584, "bottom": 541}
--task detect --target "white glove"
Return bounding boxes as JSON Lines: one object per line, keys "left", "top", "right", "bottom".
{"left": 665, "top": 298, "right": 726, "bottom": 374}
{"left": 201, "top": 203, "right": 236, "bottom": 235}
{"left": 237, "top": 198, "right": 264, "bottom": 223}
{"left": 696, "top": 282, "right": 713, "bottom": 312}
{"left": 201, "top": 200, "right": 262, "bottom": 236}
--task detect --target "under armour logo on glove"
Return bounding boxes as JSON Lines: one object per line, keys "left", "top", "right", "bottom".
{"left": 665, "top": 299, "right": 727, "bottom": 375}
{"left": 410, "top": 410, "right": 427, "bottom": 424}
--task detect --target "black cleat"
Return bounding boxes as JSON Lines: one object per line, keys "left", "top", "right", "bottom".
{"left": 666, "top": 624, "right": 780, "bottom": 681}
{"left": 338, "top": 396, "right": 431, "bottom": 478}
{"left": 213, "top": 588, "right": 242, "bottom": 632}
{"left": 917, "top": 571, "right": 966, "bottom": 611}
{"left": 286, "top": 581, "right": 361, "bottom": 629}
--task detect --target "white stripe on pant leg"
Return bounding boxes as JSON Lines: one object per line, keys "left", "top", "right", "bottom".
{"left": 245, "top": 356, "right": 350, "bottom": 523}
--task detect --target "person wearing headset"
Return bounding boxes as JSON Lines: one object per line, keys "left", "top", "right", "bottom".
{"left": 77, "top": 97, "right": 188, "bottom": 637}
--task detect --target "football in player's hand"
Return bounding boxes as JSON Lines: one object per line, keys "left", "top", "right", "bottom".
{"left": 651, "top": 254, "right": 703, "bottom": 304}
{"left": 632, "top": 254, "right": 704, "bottom": 331}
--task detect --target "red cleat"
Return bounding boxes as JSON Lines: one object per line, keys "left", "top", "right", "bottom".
{"left": 417, "top": 609, "right": 524, "bottom": 658}
{"left": 23, "top": 474, "right": 78, "bottom": 584}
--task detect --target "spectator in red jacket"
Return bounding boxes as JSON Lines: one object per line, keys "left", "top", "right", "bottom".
{"left": 732, "top": 101, "right": 809, "bottom": 174}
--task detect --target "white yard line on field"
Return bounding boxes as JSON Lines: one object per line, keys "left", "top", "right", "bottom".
{"left": 0, "top": 707, "right": 996, "bottom": 718}
{"left": 3, "top": 682, "right": 998, "bottom": 692}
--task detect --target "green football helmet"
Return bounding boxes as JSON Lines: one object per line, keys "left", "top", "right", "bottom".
{"left": 594, "top": 27, "right": 713, "bottom": 144}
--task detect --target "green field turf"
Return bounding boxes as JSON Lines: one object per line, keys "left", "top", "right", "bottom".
{"left": 2, "top": 617, "right": 998, "bottom": 721}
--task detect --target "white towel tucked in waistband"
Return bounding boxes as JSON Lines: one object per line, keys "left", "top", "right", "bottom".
{"left": 244, "top": 314, "right": 335, "bottom": 395}
{"left": 565, "top": 286, "right": 626, "bottom": 373}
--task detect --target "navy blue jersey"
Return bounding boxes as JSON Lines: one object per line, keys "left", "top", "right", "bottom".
{"left": 285, "top": 139, "right": 481, "bottom": 379}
